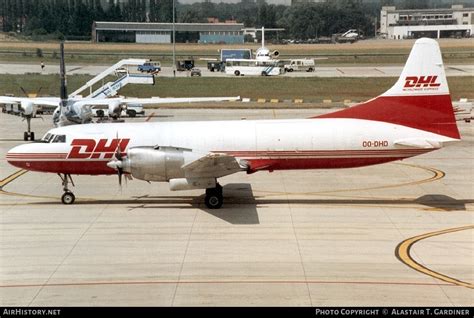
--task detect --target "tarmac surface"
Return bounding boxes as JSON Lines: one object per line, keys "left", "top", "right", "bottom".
{"left": 0, "top": 109, "right": 472, "bottom": 306}
{"left": 1, "top": 63, "right": 473, "bottom": 78}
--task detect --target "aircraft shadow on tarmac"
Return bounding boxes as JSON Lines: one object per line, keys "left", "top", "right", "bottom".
{"left": 126, "top": 183, "right": 260, "bottom": 225}
{"left": 31, "top": 183, "right": 473, "bottom": 224}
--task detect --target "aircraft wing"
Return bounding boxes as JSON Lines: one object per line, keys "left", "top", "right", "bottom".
{"left": 119, "top": 96, "right": 241, "bottom": 105}
{"left": 0, "top": 96, "right": 60, "bottom": 107}
{"left": 183, "top": 152, "right": 247, "bottom": 179}
{"left": 70, "top": 96, "right": 241, "bottom": 107}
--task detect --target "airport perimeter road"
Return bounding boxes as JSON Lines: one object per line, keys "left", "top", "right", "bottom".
{"left": 0, "top": 109, "right": 472, "bottom": 306}
{"left": 1, "top": 63, "right": 473, "bottom": 77}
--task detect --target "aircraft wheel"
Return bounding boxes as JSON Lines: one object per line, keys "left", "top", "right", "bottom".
{"left": 30, "top": 132, "right": 35, "bottom": 141}
{"left": 234, "top": 70, "right": 240, "bottom": 76}
{"left": 205, "top": 184, "right": 223, "bottom": 209}
{"left": 23, "top": 132, "right": 28, "bottom": 141}
{"left": 261, "top": 71, "right": 268, "bottom": 76}
{"left": 205, "top": 192, "right": 223, "bottom": 209}
{"left": 61, "top": 191, "right": 75, "bottom": 205}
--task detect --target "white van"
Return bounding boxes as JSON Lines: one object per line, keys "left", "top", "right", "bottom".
{"left": 284, "top": 59, "right": 315, "bottom": 72}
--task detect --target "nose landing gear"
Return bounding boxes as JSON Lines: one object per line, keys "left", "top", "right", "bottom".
{"left": 59, "top": 173, "right": 75, "bottom": 204}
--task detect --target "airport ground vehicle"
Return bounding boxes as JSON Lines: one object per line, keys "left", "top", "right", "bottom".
{"left": 284, "top": 59, "right": 315, "bottom": 72}
{"left": 207, "top": 49, "right": 253, "bottom": 72}
{"left": 137, "top": 62, "right": 161, "bottom": 73}
{"left": 225, "top": 59, "right": 284, "bottom": 76}
{"left": 176, "top": 60, "right": 195, "bottom": 71}
{"left": 92, "top": 103, "right": 145, "bottom": 118}
{"left": 190, "top": 68, "right": 202, "bottom": 76}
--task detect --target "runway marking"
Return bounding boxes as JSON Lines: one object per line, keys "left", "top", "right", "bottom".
{"left": 0, "top": 169, "right": 28, "bottom": 189}
{"left": 396, "top": 225, "right": 474, "bottom": 289}
{"left": 0, "top": 169, "right": 60, "bottom": 200}
{"left": 447, "top": 66, "right": 467, "bottom": 73}
{"left": 374, "top": 68, "right": 385, "bottom": 74}
{"left": 0, "top": 279, "right": 460, "bottom": 289}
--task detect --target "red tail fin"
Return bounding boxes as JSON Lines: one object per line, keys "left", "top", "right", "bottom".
{"left": 316, "top": 38, "right": 460, "bottom": 140}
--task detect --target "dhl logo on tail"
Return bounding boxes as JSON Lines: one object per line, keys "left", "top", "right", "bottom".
{"left": 403, "top": 75, "right": 441, "bottom": 90}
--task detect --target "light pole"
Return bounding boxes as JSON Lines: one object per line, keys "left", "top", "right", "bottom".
{"left": 172, "top": 0, "right": 176, "bottom": 77}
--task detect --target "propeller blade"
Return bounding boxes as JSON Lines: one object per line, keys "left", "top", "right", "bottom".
{"left": 118, "top": 168, "right": 122, "bottom": 187}
{"left": 20, "top": 86, "right": 28, "bottom": 97}
{"left": 114, "top": 131, "right": 123, "bottom": 160}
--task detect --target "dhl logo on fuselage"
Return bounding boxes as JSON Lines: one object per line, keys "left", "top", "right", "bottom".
{"left": 403, "top": 75, "right": 441, "bottom": 89}
{"left": 68, "top": 138, "right": 130, "bottom": 159}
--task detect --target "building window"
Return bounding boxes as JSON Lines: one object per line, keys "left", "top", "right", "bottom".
{"left": 463, "top": 13, "right": 469, "bottom": 17}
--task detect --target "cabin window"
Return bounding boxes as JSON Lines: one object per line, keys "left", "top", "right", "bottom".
{"left": 52, "top": 135, "right": 66, "bottom": 143}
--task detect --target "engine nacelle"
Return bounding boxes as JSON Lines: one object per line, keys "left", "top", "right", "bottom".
{"left": 169, "top": 178, "right": 216, "bottom": 191}
{"left": 272, "top": 50, "right": 280, "bottom": 57}
{"left": 122, "top": 147, "right": 200, "bottom": 182}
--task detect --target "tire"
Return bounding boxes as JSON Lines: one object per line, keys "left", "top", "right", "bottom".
{"left": 96, "top": 110, "right": 104, "bottom": 118}
{"left": 234, "top": 70, "right": 240, "bottom": 76}
{"left": 61, "top": 192, "right": 75, "bottom": 205}
{"left": 127, "top": 109, "right": 136, "bottom": 118}
{"left": 205, "top": 192, "right": 223, "bottom": 209}
{"left": 24, "top": 132, "right": 28, "bottom": 141}
{"left": 30, "top": 132, "right": 35, "bottom": 141}
{"left": 307, "top": 67, "right": 313, "bottom": 72}
{"left": 261, "top": 71, "right": 268, "bottom": 76}
{"left": 288, "top": 68, "right": 293, "bottom": 72}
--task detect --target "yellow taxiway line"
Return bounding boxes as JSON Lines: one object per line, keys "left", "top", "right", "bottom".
{"left": 0, "top": 169, "right": 28, "bottom": 189}
{"left": 396, "top": 225, "right": 474, "bottom": 289}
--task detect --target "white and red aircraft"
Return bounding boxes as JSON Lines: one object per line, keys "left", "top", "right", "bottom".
{"left": 6, "top": 38, "right": 460, "bottom": 209}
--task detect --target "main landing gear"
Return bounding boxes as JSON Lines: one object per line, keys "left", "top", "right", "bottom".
{"left": 59, "top": 173, "right": 75, "bottom": 204}
{"left": 204, "top": 183, "right": 223, "bottom": 209}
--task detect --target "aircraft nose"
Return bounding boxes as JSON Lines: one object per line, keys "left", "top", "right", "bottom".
{"left": 6, "top": 144, "right": 31, "bottom": 169}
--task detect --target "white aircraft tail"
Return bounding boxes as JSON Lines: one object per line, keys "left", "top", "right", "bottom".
{"left": 317, "top": 38, "right": 460, "bottom": 140}
{"left": 383, "top": 37, "right": 449, "bottom": 97}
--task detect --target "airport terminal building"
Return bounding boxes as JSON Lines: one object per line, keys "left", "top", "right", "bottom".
{"left": 92, "top": 21, "right": 245, "bottom": 44}
{"left": 380, "top": 4, "right": 474, "bottom": 39}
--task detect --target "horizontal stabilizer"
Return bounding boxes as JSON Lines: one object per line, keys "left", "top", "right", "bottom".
{"left": 394, "top": 138, "right": 443, "bottom": 149}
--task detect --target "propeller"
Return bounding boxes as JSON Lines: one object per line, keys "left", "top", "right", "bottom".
{"left": 106, "top": 132, "right": 125, "bottom": 187}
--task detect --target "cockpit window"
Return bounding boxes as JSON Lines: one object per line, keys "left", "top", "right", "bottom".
{"left": 42, "top": 133, "right": 54, "bottom": 143}
{"left": 52, "top": 135, "right": 66, "bottom": 143}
